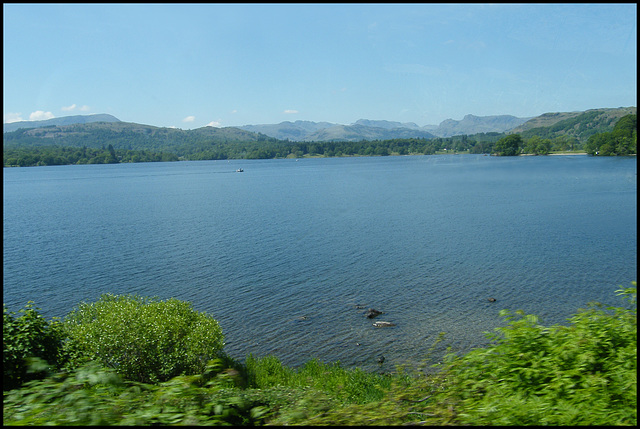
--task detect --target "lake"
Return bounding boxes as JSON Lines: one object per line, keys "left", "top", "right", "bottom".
{"left": 3, "top": 154, "right": 637, "bottom": 372}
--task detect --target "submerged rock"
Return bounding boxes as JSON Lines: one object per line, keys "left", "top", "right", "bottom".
{"left": 365, "top": 308, "right": 383, "bottom": 319}
{"left": 487, "top": 297, "right": 496, "bottom": 302}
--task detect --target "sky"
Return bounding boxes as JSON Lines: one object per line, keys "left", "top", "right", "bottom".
{"left": 3, "top": 3, "right": 637, "bottom": 129}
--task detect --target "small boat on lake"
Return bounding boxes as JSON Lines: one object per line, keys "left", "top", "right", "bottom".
{"left": 236, "top": 168, "right": 244, "bottom": 172}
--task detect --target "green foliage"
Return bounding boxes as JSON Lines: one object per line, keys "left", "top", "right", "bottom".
{"left": 61, "top": 293, "right": 225, "bottom": 383}
{"left": 3, "top": 144, "right": 179, "bottom": 167}
{"left": 2, "top": 360, "right": 270, "bottom": 426}
{"left": 584, "top": 114, "right": 637, "bottom": 156}
{"left": 523, "top": 135, "right": 552, "bottom": 155}
{"left": 520, "top": 108, "right": 636, "bottom": 143}
{"left": 244, "top": 354, "right": 393, "bottom": 404}
{"left": 3, "top": 302, "right": 64, "bottom": 391}
{"left": 433, "top": 282, "right": 637, "bottom": 425}
{"left": 494, "top": 133, "right": 522, "bottom": 155}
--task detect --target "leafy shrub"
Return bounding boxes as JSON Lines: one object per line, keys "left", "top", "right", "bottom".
{"left": 433, "top": 283, "right": 637, "bottom": 425}
{"left": 61, "top": 293, "right": 224, "bottom": 383}
{"left": 3, "top": 302, "right": 64, "bottom": 391}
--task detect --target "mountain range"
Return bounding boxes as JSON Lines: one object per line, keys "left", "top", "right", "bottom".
{"left": 236, "top": 115, "right": 530, "bottom": 141}
{"left": 4, "top": 113, "right": 527, "bottom": 141}
{"left": 3, "top": 108, "right": 635, "bottom": 144}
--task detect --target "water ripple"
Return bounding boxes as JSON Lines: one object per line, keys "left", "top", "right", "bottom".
{"left": 3, "top": 156, "right": 636, "bottom": 371}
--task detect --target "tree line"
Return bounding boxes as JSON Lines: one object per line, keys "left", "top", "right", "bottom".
{"left": 3, "top": 144, "right": 179, "bottom": 167}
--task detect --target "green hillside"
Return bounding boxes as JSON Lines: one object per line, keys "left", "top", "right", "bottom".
{"left": 509, "top": 107, "right": 636, "bottom": 143}
{"left": 2, "top": 121, "right": 282, "bottom": 158}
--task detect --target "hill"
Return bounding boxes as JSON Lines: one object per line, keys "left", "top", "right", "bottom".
{"left": 2, "top": 120, "right": 282, "bottom": 161}
{"left": 3, "top": 114, "right": 120, "bottom": 133}
{"left": 509, "top": 107, "right": 637, "bottom": 143}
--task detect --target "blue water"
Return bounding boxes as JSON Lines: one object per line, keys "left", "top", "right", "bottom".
{"left": 3, "top": 155, "right": 637, "bottom": 372}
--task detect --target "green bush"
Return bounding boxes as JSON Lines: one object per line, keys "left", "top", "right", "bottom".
{"left": 61, "top": 293, "right": 224, "bottom": 383}
{"left": 433, "top": 283, "right": 637, "bottom": 425}
{"left": 3, "top": 302, "right": 64, "bottom": 391}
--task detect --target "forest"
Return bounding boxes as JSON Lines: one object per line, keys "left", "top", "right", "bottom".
{"left": 3, "top": 114, "right": 636, "bottom": 167}
{"left": 2, "top": 144, "right": 178, "bottom": 167}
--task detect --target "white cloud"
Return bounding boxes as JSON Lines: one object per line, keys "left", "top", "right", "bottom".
{"left": 182, "top": 115, "right": 196, "bottom": 122}
{"left": 230, "top": 109, "right": 238, "bottom": 114}
{"left": 206, "top": 121, "right": 222, "bottom": 127}
{"left": 29, "top": 111, "right": 55, "bottom": 121}
{"left": 283, "top": 109, "right": 299, "bottom": 114}
{"left": 62, "top": 104, "right": 90, "bottom": 112}
{"left": 4, "top": 112, "right": 24, "bottom": 123}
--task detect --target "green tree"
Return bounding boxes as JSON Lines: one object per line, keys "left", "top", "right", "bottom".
{"left": 106, "top": 144, "right": 118, "bottom": 163}
{"left": 523, "top": 135, "right": 552, "bottom": 155}
{"left": 61, "top": 294, "right": 225, "bottom": 383}
{"left": 494, "top": 134, "right": 522, "bottom": 156}
{"left": 585, "top": 114, "right": 637, "bottom": 156}
{"left": 551, "top": 134, "right": 577, "bottom": 152}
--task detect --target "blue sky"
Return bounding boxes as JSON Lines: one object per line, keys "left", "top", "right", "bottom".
{"left": 3, "top": 3, "right": 637, "bottom": 129}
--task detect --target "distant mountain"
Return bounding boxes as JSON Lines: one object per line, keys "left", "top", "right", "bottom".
{"left": 238, "top": 119, "right": 435, "bottom": 142}
{"left": 237, "top": 115, "right": 529, "bottom": 141}
{"left": 238, "top": 120, "right": 338, "bottom": 141}
{"left": 303, "top": 124, "right": 436, "bottom": 142}
{"left": 353, "top": 119, "right": 422, "bottom": 130}
{"left": 3, "top": 114, "right": 120, "bottom": 133}
{"left": 431, "top": 114, "right": 531, "bottom": 138}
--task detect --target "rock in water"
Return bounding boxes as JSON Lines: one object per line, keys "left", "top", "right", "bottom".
{"left": 365, "top": 308, "right": 383, "bottom": 318}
